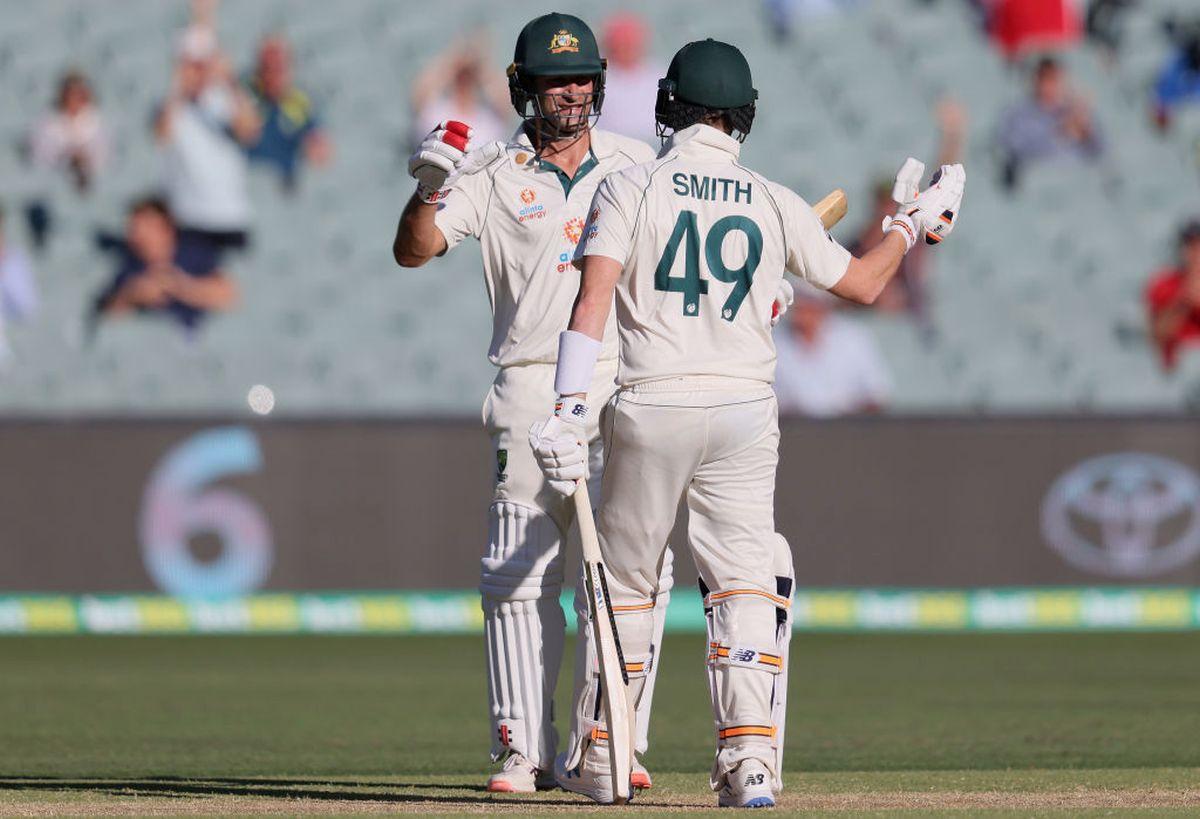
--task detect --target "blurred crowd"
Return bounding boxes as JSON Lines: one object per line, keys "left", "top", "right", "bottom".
{"left": 761, "top": 0, "right": 1200, "bottom": 407}
{"left": 4, "top": 0, "right": 1200, "bottom": 412}
{"left": 12, "top": 1, "right": 335, "bottom": 345}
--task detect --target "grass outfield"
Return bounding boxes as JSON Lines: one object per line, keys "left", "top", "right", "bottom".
{"left": 2, "top": 633, "right": 1200, "bottom": 815}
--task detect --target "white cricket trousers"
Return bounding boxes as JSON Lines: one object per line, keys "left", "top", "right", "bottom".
{"left": 596, "top": 376, "right": 790, "bottom": 790}
{"left": 478, "top": 360, "right": 673, "bottom": 771}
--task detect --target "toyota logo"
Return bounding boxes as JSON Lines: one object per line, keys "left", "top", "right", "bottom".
{"left": 1041, "top": 453, "right": 1200, "bottom": 577}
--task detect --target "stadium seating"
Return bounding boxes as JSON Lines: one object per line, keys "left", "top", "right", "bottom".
{"left": 1, "top": 0, "right": 1198, "bottom": 414}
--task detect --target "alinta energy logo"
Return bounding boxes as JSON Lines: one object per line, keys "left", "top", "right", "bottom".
{"left": 517, "top": 187, "right": 545, "bottom": 222}
{"left": 563, "top": 216, "right": 585, "bottom": 245}
{"left": 1040, "top": 452, "right": 1200, "bottom": 577}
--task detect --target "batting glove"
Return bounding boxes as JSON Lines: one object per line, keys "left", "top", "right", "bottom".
{"left": 408, "top": 120, "right": 472, "bottom": 203}
{"left": 770, "top": 278, "right": 794, "bottom": 327}
{"left": 882, "top": 158, "right": 966, "bottom": 251}
{"left": 528, "top": 398, "right": 590, "bottom": 497}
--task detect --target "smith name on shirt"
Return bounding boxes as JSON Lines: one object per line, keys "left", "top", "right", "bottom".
{"left": 671, "top": 172, "right": 753, "bottom": 204}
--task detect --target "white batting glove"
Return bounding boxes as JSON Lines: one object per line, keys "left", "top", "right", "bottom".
{"left": 408, "top": 120, "right": 472, "bottom": 203}
{"left": 892, "top": 157, "right": 923, "bottom": 210}
{"left": 881, "top": 157, "right": 923, "bottom": 252}
{"left": 910, "top": 163, "right": 965, "bottom": 246}
{"left": 528, "top": 398, "right": 590, "bottom": 497}
{"left": 882, "top": 158, "right": 966, "bottom": 251}
{"left": 770, "top": 278, "right": 794, "bottom": 327}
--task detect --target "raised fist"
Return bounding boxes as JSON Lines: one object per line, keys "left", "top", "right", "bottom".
{"left": 408, "top": 120, "right": 472, "bottom": 203}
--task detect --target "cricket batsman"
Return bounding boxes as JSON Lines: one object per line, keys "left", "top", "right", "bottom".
{"left": 530, "top": 38, "right": 965, "bottom": 806}
{"left": 392, "top": 12, "right": 679, "bottom": 793}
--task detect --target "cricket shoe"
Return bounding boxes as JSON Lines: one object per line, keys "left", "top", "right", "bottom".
{"left": 554, "top": 744, "right": 634, "bottom": 805}
{"left": 631, "top": 756, "right": 652, "bottom": 790}
{"left": 717, "top": 759, "right": 775, "bottom": 808}
{"left": 486, "top": 752, "right": 557, "bottom": 793}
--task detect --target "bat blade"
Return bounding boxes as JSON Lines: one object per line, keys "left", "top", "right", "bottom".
{"left": 813, "top": 188, "right": 847, "bottom": 230}
{"left": 573, "top": 481, "right": 633, "bottom": 804}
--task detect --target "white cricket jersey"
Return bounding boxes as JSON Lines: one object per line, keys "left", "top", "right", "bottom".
{"left": 574, "top": 124, "right": 851, "bottom": 386}
{"left": 435, "top": 126, "right": 656, "bottom": 367}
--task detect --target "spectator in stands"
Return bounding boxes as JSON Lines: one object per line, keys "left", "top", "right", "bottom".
{"left": 155, "top": 25, "right": 260, "bottom": 255}
{"left": 27, "top": 70, "right": 109, "bottom": 193}
{"left": 245, "top": 34, "right": 332, "bottom": 192}
{"left": 1152, "top": 22, "right": 1200, "bottom": 132}
{"left": 598, "top": 13, "right": 663, "bottom": 144}
{"left": 1147, "top": 220, "right": 1200, "bottom": 371}
{"left": 0, "top": 206, "right": 38, "bottom": 366}
{"left": 774, "top": 285, "right": 892, "bottom": 416}
{"left": 95, "top": 197, "right": 237, "bottom": 333}
{"left": 849, "top": 98, "right": 966, "bottom": 331}
{"left": 985, "top": 0, "right": 1082, "bottom": 60}
{"left": 1085, "top": 0, "right": 1136, "bottom": 63}
{"left": 997, "top": 56, "right": 1104, "bottom": 190}
{"left": 410, "top": 32, "right": 510, "bottom": 149}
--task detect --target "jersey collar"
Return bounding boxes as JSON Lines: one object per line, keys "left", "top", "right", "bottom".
{"left": 510, "top": 125, "right": 601, "bottom": 197}
{"left": 664, "top": 123, "right": 742, "bottom": 160}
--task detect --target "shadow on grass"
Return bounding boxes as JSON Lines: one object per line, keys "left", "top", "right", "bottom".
{"left": 115, "top": 776, "right": 491, "bottom": 792}
{"left": 0, "top": 777, "right": 582, "bottom": 807}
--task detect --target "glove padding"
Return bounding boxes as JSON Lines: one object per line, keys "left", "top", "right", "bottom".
{"left": 770, "top": 278, "right": 794, "bottom": 327}
{"left": 408, "top": 120, "right": 472, "bottom": 203}
{"left": 528, "top": 400, "right": 590, "bottom": 497}
{"left": 891, "top": 156, "right": 924, "bottom": 211}
{"left": 882, "top": 158, "right": 966, "bottom": 250}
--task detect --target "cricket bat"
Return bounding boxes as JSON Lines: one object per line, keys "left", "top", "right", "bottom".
{"left": 573, "top": 479, "right": 635, "bottom": 804}
{"left": 813, "top": 188, "right": 848, "bottom": 230}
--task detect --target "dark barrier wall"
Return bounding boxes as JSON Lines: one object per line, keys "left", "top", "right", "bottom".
{"left": 2, "top": 418, "right": 1199, "bottom": 593}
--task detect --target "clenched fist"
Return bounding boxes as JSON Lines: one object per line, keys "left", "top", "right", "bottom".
{"left": 408, "top": 120, "right": 472, "bottom": 203}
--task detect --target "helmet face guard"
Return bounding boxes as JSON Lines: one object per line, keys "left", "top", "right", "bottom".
{"left": 654, "top": 77, "right": 756, "bottom": 144}
{"left": 508, "top": 62, "right": 607, "bottom": 145}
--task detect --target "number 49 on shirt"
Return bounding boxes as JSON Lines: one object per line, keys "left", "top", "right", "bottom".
{"left": 654, "top": 209, "right": 763, "bottom": 321}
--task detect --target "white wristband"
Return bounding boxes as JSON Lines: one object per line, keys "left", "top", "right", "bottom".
{"left": 416, "top": 182, "right": 450, "bottom": 204}
{"left": 554, "top": 330, "right": 602, "bottom": 395}
{"left": 882, "top": 213, "right": 917, "bottom": 253}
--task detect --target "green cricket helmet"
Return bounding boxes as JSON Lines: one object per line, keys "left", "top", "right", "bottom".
{"left": 655, "top": 38, "right": 757, "bottom": 143}
{"left": 507, "top": 12, "right": 606, "bottom": 141}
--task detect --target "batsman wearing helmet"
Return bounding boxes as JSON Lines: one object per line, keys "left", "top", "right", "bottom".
{"left": 393, "top": 13, "right": 676, "bottom": 793}
{"left": 530, "top": 39, "right": 965, "bottom": 806}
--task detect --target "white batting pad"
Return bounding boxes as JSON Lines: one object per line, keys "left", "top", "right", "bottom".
{"left": 702, "top": 587, "right": 787, "bottom": 793}
{"left": 480, "top": 502, "right": 566, "bottom": 769}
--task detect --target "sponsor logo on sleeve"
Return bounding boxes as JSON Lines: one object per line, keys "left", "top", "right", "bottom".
{"left": 583, "top": 207, "right": 601, "bottom": 242}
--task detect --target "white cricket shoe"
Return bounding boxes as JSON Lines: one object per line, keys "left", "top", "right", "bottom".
{"left": 717, "top": 759, "right": 776, "bottom": 808}
{"left": 554, "top": 743, "right": 634, "bottom": 804}
{"left": 631, "top": 756, "right": 652, "bottom": 790}
{"left": 486, "top": 752, "right": 557, "bottom": 793}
